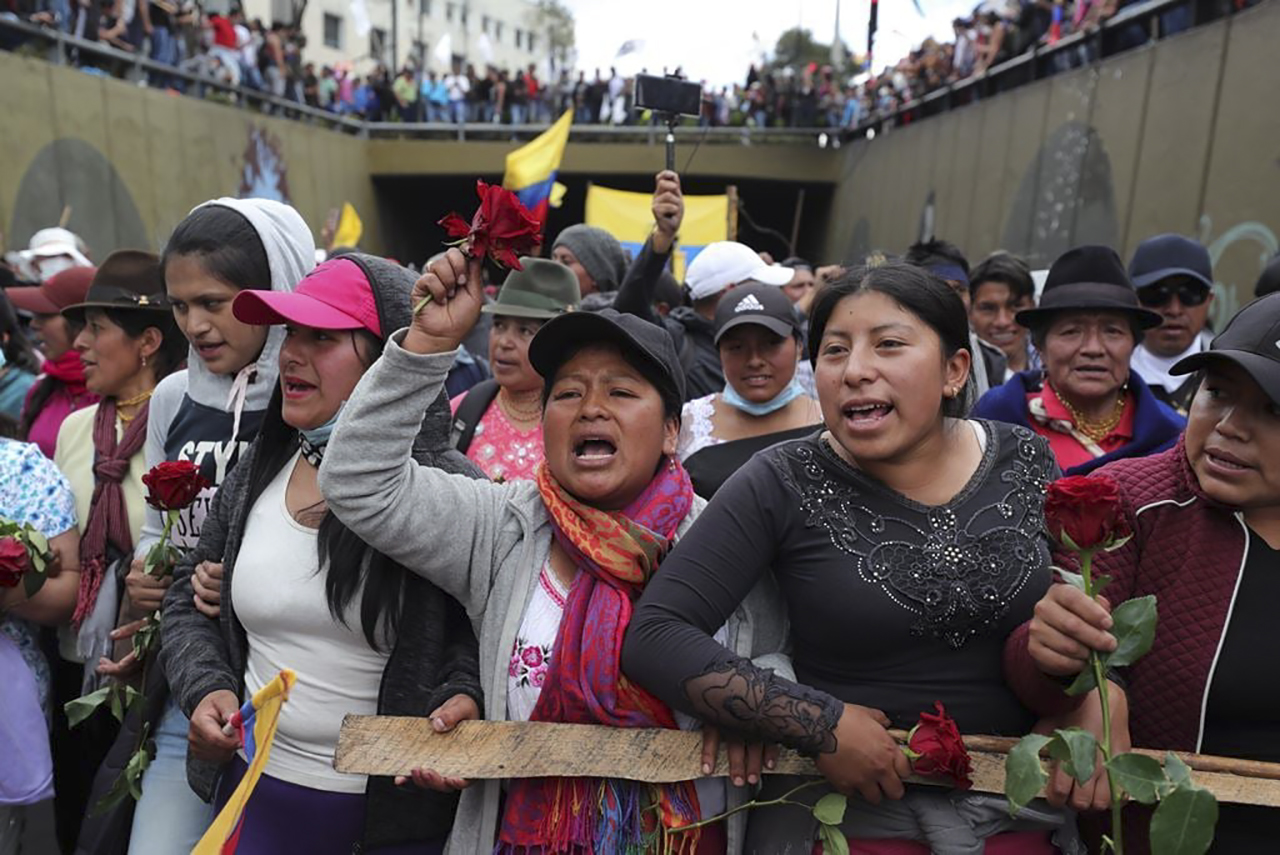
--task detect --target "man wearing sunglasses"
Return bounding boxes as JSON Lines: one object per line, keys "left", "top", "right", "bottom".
{"left": 1128, "top": 234, "right": 1216, "bottom": 414}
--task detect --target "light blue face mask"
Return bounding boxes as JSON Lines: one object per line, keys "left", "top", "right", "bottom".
{"left": 721, "top": 376, "right": 807, "bottom": 417}
{"left": 300, "top": 402, "right": 345, "bottom": 447}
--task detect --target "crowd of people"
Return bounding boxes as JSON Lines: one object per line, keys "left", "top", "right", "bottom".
{"left": 3, "top": 165, "right": 1280, "bottom": 855}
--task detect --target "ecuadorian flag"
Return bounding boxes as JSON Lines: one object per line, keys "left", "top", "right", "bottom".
{"left": 193, "top": 669, "right": 296, "bottom": 855}
{"left": 503, "top": 110, "right": 573, "bottom": 225}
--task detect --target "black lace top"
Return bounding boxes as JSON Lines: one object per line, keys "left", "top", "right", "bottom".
{"left": 622, "top": 420, "right": 1058, "bottom": 755}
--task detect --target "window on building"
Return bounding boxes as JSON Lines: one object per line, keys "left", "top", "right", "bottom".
{"left": 371, "top": 27, "right": 388, "bottom": 63}
{"left": 528, "top": 32, "right": 536, "bottom": 53}
{"left": 323, "top": 12, "right": 342, "bottom": 48}
{"left": 445, "top": 1, "right": 454, "bottom": 22}
{"left": 493, "top": 20, "right": 502, "bottom": 41}
{"left": 481, "top": 14, "right": 489, "bottom": 33}
{"left": 418, "top": 0, "right": 430, "bottom": 16}
{"left": 514, "top": 28, "right": 522, "bottom": 48}
{"left": 459, "top": 7, "right": 467, "bottom": 25}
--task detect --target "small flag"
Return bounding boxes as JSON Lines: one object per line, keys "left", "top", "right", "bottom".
{"left": 332, "top": 202, "right": 363, "bottom": 250}
{"left": 1049, "top": 4, "right": 1063, "bottom": 44}
{"left": 615, "top": 39, "right": 644, "bottom": 59}
{"left": 193, "top": 670, "right": 296, "bottom": 855}
{"left": 502, "top": 110, "right": 573, "bottom": 225}
{"left": 549, "top": 182, "right": 567, "bottom": 210}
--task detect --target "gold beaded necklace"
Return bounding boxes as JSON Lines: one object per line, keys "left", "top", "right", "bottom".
{"left": 498, "top": 388, "right": 543, "bottom": 424}
{"left": 1054, "top": 385, "right": 1126, "bottom": 443}
{"left": 116, "top": 389, "right": 154, "bottom": 425}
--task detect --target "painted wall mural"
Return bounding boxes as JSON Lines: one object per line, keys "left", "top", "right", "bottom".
{"left": 238, "top": 126, "right": 291, "bottom": 203}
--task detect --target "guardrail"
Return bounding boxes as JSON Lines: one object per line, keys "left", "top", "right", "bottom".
{"left": 0, "top": 0, "right": 1252, "bottom": 146}
{"left": 851, "top": 0, "right": 1245, "bottom": 138}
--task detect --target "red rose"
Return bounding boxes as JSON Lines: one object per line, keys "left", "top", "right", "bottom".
{"left": 438, "top": 180, "right": 542, "bottom": 271}
{"left": 1044, "top": 475, "right": 1130, "bottom": 551}
{"left": 0, "top": 537, "right": 29, "bottom": 588}
{"left": 907, "top": 702, "right": 973, "bottom": 789}
{"left": 142, "top": 460, "right": 210, "bottom": 511}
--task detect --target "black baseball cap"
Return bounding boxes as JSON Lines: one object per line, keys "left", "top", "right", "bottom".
{"left": 528, "top": 308, "right": 687, "bottom": 403}
{"left": 1171, "top": 292, "right": 1280, "bottom": 404}
{"left": 714, "top": 283, "right": 800, "bottom": 345}
{"left": 1129, "top": 234, "right": 1213, "bottom": 291}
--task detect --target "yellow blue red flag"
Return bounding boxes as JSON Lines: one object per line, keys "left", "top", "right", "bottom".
{"left": 192, "top": 669, "right": 296, "bottom": 855}
{"left": 584, "top": 184, "right": 730, "bottom": 281}
{"left": 502, "top": 110, "right": 573, "bottom": 225}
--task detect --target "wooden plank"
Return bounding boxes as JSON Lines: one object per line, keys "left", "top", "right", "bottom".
{"left": 335, "top": 717, "right": 1280, "bottom": 807}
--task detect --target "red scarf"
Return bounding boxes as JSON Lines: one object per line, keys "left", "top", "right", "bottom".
{"left": 73, "top": 399, "right": 149, "bottom": 625}
{"left": 41, "top": 350, "right": 91, "bottom": 398}
{"left": 496, "top": 460, "right": 700, "bottom": 855}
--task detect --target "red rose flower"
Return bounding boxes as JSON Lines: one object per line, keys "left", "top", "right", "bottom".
{"left": 907, "top": 702, "right": 973, "bottom": 789}
{"left": 0, "top": 537, "right": 29, "bottom": 588}
{"left": 438, "top": 180, "right": 542, "bottom": 271}
{"left": 142, "top": 460, "right": 210, "bottom": 511}
{"left": 1044, "top": 475, "right": 1130, "bottom": 551}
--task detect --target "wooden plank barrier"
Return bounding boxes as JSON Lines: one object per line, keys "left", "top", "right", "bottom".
{"left": 335, "top": 716, "right": 1280, "bottom": 807}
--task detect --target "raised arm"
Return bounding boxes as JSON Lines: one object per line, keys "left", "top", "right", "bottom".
{"left": 318, "top": 249, "right": 514, "bottom": 615}
{"left": 612, "top": 171, "right": 682, "bottom": 322}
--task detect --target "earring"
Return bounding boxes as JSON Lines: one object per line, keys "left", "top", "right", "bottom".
{"left": 141, "top": 354, "right": 148, "bottom": 368}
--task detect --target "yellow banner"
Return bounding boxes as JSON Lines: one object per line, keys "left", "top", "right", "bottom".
{"left": 584, "top": 185, "right": 729, "bottom": 281}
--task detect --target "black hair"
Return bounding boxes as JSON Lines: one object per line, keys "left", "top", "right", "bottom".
{"left": 18, "top": 313, "right": 88, "bottom": 442}
{"left": 95, "top": 307, "right": 188, "bottom": 382}
{"left": 242, "top": 330, "right": 405, "bottom": 650}
{"left": 1256, "top": 254, "right": 1280, "bottom": 298}
{"left": 541, "top": 340, "right": 683, "bottom": 424}
{"left": 652, "top": 272, "right": 684, "bottom": 313}
{"left": 904, "top": 238, "right": 971, "bottom": 279}
{"left": 162, "top": 205, "right": 272, "bottom": 293}
{"left": 808, "top": 262, "right": 973, "bottom": 418}
{"left": 780, "top": 256, "right": 813, "bottom": 271}
{"left": 969, "top": 252, "right": 1034, "bottom": 303}
{"left": 0, "top": 290, "right": 41, "bottom": 374}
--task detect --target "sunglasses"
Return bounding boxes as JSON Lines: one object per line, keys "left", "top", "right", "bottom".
{"left": 1137, "top": 280, "right": 1211, "bottom": 308}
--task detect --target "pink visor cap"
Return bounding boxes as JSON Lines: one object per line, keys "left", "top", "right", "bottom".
{"left": 233, "top": 258, "right": 382, "bottom": 337}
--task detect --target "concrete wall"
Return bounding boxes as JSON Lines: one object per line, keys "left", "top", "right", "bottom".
{"left": 0, "top": 50, "right": 378, "bottom": 260}
{"left": 822, "top": 0, "right": 1280, "bottom": 326}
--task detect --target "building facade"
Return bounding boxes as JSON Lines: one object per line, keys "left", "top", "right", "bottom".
{"left": 241, "top": 0, "right": 553, "bottom": 76}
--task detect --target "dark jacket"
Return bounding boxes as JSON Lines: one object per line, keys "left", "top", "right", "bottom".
{"left": 972, "top": 369, "right": 1185, "bottom": 475}
{"left": 613, "top": 237, "right": 723, "bottom": 401}
{"left": 1003, "top": 438, "right": 1249, "bottom": 854}
{"left": 159, "top": 254, "right": 485, "bottom": 850}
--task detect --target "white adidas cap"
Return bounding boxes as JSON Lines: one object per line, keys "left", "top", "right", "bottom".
{"left": 685, "top": 241, "right": 793, "bottom": 301}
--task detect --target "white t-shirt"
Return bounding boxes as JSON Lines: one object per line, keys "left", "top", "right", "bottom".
{"left": 1131, "top": 331, "right": 1212, "bottom": 395}
{"left": 232, "top": 450, "right": 389, "bottom": 792}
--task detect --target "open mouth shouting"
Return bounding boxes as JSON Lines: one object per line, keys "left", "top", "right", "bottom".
{"left": 283, "top": 374, "right": 318, "bottom": 400}
{"left": 572, "top": 433, "right": 619, "bottom": 467}
{"left": 841, "top": 399, "right": 894, "bottom": 432}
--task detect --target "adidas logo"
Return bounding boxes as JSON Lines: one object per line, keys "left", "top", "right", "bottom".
{"left": 735, "top": 294, "right": 765, "bottom": 313}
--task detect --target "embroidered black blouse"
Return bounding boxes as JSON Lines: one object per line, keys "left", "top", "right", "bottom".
{"left": 623, "top": 420, "right": 1058, "bottom": 753}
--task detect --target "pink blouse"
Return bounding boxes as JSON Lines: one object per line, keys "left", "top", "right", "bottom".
{"left": 449, "top": 392, "right": 543, "bottom": 482}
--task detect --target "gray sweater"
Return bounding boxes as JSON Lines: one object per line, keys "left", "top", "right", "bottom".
{"left": 320, "top": 331, "right": 794, "bottom": 854}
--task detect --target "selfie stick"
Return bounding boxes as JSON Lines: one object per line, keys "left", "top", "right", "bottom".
{"left": 665, "top": 115, "right": 677, "bottom": 172}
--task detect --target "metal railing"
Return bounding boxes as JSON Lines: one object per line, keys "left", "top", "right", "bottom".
{"left": 0, "top": 0, "right": 1255, "bottom": 146}
{"left": 850, "top": 0, "right": 1249, "bottom": 138}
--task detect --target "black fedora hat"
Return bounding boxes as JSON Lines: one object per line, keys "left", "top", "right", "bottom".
{"left": 1016, "top": 245, "right": 1163, "bottom": 330}
{"left": 61, "top": 250, "right": 169, "bottom": 321}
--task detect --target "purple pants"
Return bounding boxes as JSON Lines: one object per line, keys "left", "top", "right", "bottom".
{"left": 215, "top": 757, "right": 444, "bottom": 855}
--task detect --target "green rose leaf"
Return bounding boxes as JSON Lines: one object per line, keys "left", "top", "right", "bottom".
{"left": 1049, "top": 728, "right": 1098, "bottom": 785}
{"left": 1056, "top": 568, "right": 1086, "bottom": 592}
{"left": 1107, "top": 752, "right": 1166, "bottom": 804}
{"left": 1063, "top": 666, "right": 1099, "bottom": 697}
{"left": 812, "top": 793, "right": 847, "bottom": 827}
{"left": 64, "top": 686, "right": 111, "bottom": 728}
{"left": 1150, "top": 785, "right": 1219, "bottom": 855}
{"left": 1106, "top": 595, "right": 1158, "bottom": 668}
{"left": 21, "top": 558, "right": 47, "bottom": 599}
{"left": 818, "top": 822, "right": 849, "bottom": 855}
{"left": 1005, "top": 733, "right": 1053, "bottom": 815}
{"left": 1165, "top": 752, "right": 1194, "bottom": 789}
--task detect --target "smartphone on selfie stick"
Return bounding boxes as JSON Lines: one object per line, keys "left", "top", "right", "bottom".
{"left": 634, "top": 74, "right": 703, "bottom": 171}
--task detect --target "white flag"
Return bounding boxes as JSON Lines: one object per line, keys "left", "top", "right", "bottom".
{"left": 349, "top": 0, "right": 370, "bottom": 38}
{"left": 474, "top": 32, "right": 493, "bottom": 64}
{"left": 433, "top": 32, "right": 453, "bottom": 69}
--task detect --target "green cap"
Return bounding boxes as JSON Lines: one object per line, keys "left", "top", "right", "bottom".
{"left": 482, "top": 257, "right": 582, "bottom": 320}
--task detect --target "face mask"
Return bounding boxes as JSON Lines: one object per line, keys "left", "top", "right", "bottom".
{"left": 300, "top": 401, "right": 345, "bottom": 448}
{"left": 721, "top": 376, "right": 807, "bottom": 417}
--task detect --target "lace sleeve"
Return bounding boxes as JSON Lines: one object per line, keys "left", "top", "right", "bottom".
{"left": 681, "top": 658, "right": 844, "bottom": 755}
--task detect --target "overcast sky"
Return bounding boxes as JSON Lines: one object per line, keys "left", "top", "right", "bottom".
{"left": 562, "top": 0, "right": 978, "bottom": 87}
